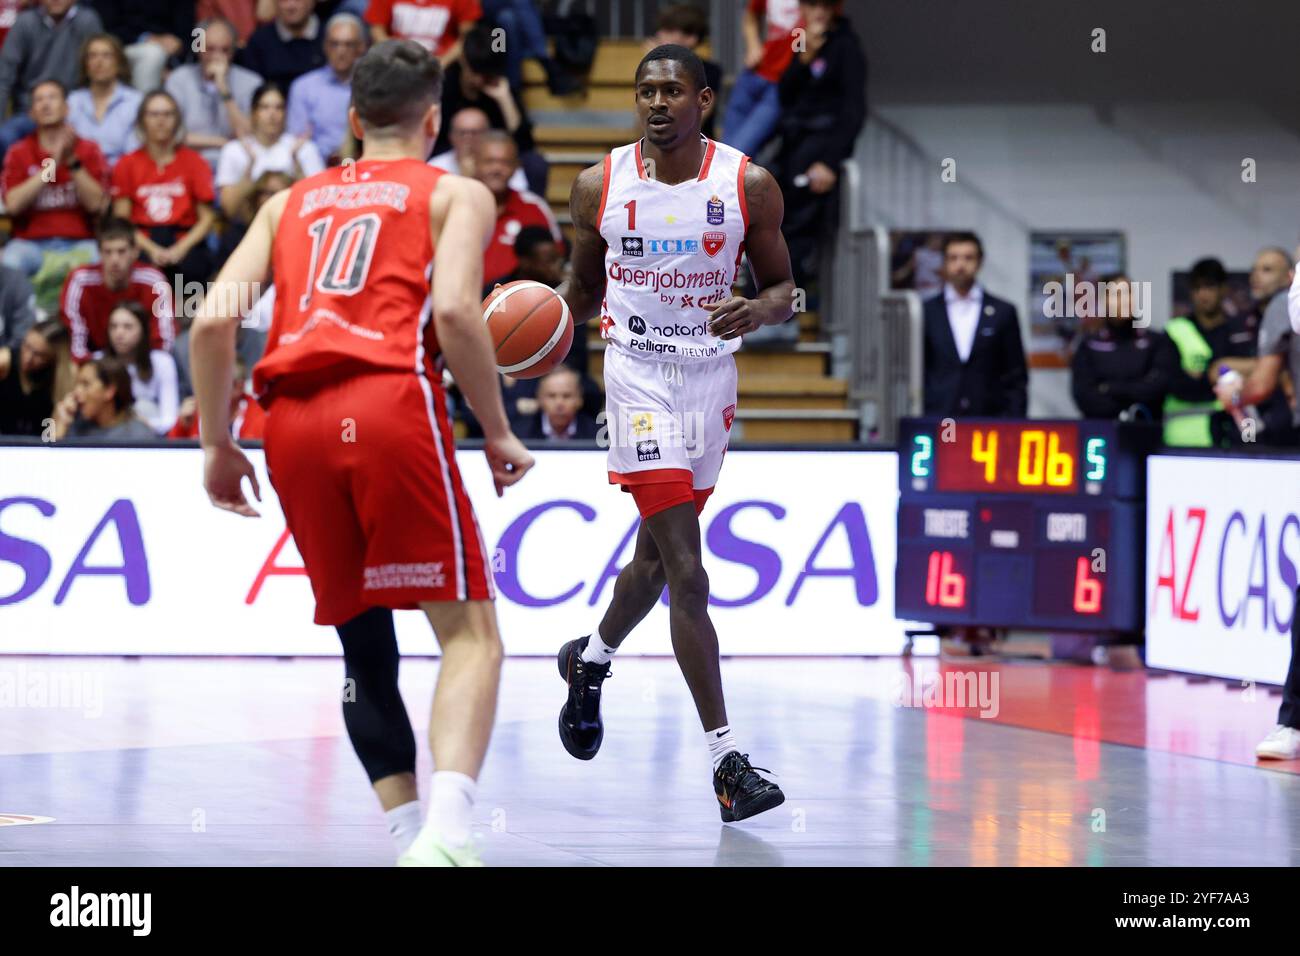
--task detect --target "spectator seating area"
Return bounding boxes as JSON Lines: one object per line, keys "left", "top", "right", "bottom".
{"left": 0, "top": 0, "right": 868, "bottom": 445}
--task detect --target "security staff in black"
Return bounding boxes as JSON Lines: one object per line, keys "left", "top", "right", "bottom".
{"left": 1071, "top": 274, "right": 1180, "bottom": 421}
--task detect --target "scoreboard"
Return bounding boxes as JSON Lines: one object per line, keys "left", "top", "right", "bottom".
{"left": 895, "top": 418, "right": 1160, "bottom": 633}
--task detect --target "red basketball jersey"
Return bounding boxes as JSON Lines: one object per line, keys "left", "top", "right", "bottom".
{"left": 253, "top": 159, "right": 448, "bottom": 398}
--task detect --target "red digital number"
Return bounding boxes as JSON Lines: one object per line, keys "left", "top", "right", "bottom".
{"left": 1073, "top": 556, "right": 1102, "bottom": 613}
{"left": 925, "top": 551, "right": 967, "bottom": 608}
{"left": 624, "top": 199, "right": 636, "bottom": 230}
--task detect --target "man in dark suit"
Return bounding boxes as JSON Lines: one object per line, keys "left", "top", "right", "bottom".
{"left": 922, "top": 232, "right": 1028, "bottom": 417}
{"left": 515, "top": 365, "right": 599, "bottom": 441}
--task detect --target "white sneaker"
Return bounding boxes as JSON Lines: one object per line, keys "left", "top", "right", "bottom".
{"left": 1255, "top": 725, "right": 1300, "bottom": 760}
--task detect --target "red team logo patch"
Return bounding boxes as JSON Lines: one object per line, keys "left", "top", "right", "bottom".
{"left": 702, "top": 232, "right": 726, "bottom": 258}
{"left": 722, "top": 404, "right": 736, "bottom": 431}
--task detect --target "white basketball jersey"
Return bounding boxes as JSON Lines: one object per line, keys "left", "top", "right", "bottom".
{"left": 597, "top": 137, "right": 749, "bottom": 364}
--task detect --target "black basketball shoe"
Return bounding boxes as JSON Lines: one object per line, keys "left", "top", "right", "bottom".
{"left": 714, "top": 751, "right": 784, "bottom": 822}
{"left": 557, "top": 636, "right": 612, "bottom": 760}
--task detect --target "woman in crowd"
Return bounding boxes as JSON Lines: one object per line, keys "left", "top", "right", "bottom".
{"left": 217, "top": 168, "right": 293, "bottom": 264}
{"left": 68, "top": 34, "right": 144, "bottom": 167}
{"left": 0, "top": 319, "right": 75, "bottom": 437}
{"left": 112, "top": 90, "right": 218, "bottom": 282}
{"left": 52, "top": 355, "right": 157, "bottom": 441}
{"left": 97, "top": 302, "right": 179, "bottom": 434}
{"left": 216, "top": 83, "right": 323, "bottom": 219}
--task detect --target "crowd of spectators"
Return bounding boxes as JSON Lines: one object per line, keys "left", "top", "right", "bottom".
{"left": 919, "top": 231, "right": 1300, "bottom": 449}
{"left": 0, "top": 0, "right": 870, "bottom": 445}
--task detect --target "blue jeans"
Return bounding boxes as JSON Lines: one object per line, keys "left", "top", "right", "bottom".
{"left": 1, "top": 237, "right": 98, "bottom": 278}
{"left": 722, "top": 71, "right": 781, "bottom": 157}
{"left": 0, "top": 114, "right": 35, "bottom": 157}
{"left": 483, "top": 0, "right": 549, "bottom": 89}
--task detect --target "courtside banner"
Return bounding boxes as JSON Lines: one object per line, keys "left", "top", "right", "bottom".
{"left": 0, "top": 446, "right": 908, "bottom": 656}
{"left": 1145, "top": 454, "right": 1300, "bottom": 684}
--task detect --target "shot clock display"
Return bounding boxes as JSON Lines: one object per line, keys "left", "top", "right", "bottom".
{"left": 895, "top": 418, "right": 1159, "bottom": 633}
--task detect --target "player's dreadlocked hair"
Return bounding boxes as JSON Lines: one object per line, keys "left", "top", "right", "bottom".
{"left": 635, "top": 43, "right": 709, "bottom": 92}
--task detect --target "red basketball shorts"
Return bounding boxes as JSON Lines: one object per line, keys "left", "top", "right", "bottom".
{"left": 263, "top": 370, "right": 494, "bottom": 626}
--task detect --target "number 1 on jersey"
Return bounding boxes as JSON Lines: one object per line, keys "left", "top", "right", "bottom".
{"left": 624, "top": 199, "right": 636, "bottom": 230}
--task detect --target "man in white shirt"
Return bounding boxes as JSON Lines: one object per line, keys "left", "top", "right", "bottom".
{"left": 428, "top": 106, "right": 527, "bottom": 191}
{"left": 945, "top": 272, "right": 983, "bottom": 364}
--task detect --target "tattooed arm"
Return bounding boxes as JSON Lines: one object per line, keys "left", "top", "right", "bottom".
{"left": 555, "top": 161, "right": 608, "bottom": 326}
{"left": 707, "top": 162, "right": 796, "bottom": 340}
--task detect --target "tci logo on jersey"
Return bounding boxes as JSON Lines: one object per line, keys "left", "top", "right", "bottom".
{"left": 722, "top": 404, "right": 736, "bottom": 431}
{"left": 646, "top": 239, "right": 700, "bottom": 254}
{"left": 702, "top": 232, "right": 726, "bottom": 258}
{"left": 621, "top": 236, "right": 644, "bottom": 257}
{"left": 706, "top": 195, "right": 725, "bottom": 225}
{"left": 636, "top": 439, "right": 661, "bottom": 462}
{"left": 628, "top": 315, "right": 647, "bottom": 335}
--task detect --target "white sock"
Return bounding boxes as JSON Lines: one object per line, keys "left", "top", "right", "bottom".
{"left": 707, "top": 726, "right": 737, "bottom": 771}
{"left": 385, "top": 800, "right": 422, "bottom": 854}
{"left": 580, "top": 632, "right": 618, "bottom": 666}
{"left": 425, "top": 770, "right": 477, "bottom": 848}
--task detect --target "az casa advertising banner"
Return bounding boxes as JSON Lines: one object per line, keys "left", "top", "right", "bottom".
{"left": 0, "top": 446, "right": 908, "bottom": 656}
{"left": 1146, "top": 455, "right": 1300, "bottom": 684}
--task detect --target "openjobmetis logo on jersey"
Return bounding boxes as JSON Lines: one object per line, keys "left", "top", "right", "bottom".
{"left": 50, "top": 886, "right": 151, "bottom": 936}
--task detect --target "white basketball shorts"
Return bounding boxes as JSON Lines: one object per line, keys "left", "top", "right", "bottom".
{"left": 602, "top": 344, "right": 738, "bottom": 492}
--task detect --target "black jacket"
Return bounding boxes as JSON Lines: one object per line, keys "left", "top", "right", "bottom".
{"left": 0, "top": 355, "right": 51, "bottom": 437}
{"left": 1164, "top": 311, "right": 1259, "bottom": 404}
{"left": 515, "top": 411, "right": 600, "bottom": 441}
{"left": 776, "top": 15, "right": 866, "bottom": 170}
{"left": 923, "top": 289, "right": 1028, "bottom": 417}
{"left": 1071, "top": 325, "right": 1178, "bottom": 420}
{"left": 91, "top": 0, "right": 193, "bottom": 48}
{"left": 239, "top": 21, "right": 325, "bottom": 92}
{"left": 433, "top": 61, "right": 535, "bottom": 158}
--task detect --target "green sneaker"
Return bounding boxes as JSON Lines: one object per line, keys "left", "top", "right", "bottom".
{"left": 397, "top": 831, "right": 484, "bottom": 867}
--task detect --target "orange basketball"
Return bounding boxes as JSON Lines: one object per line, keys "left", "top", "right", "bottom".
{"left": 481, "top": 280, "right": 574, "bottom": 379}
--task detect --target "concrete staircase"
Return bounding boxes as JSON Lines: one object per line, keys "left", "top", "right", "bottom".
{"left": 522, "top": 40, "right": 858, "bottom": 443}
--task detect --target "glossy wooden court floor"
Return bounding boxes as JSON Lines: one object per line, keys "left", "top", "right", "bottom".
{"left": 1, "top": 656, "right": 1297, "bottom": 866}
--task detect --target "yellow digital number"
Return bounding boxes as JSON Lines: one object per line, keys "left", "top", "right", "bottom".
{"left": 1046, "top": 431, "right": 1074, "bottom": 487}
{"left": 972, "top": 429, "right": 997, "bottom": 483}
{"left": 1018, "top": 430, "right": 1045, "bottom": 485}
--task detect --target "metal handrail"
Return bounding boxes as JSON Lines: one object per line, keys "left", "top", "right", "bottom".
{"left": 864, "top": 111, "right": 1033, "bottom": 233}
{"left": 825, "top": 145, "right": 923, "bottom": 446}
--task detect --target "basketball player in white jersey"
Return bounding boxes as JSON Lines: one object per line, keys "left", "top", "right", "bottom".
{"left": 555, "top": 45, "right": 795, "bottom": 821}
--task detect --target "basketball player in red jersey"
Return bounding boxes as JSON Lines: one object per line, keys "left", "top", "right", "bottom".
{"left": 555, "top": 45, "right": 795, "bottom": 821}
{"left": 189, "top": 41, "right": 534, "bottom": 867}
